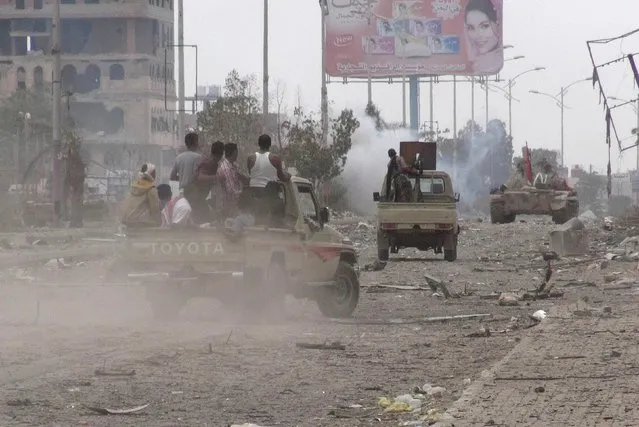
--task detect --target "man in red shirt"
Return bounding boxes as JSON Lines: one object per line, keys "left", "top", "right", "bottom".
{"left": 217, "top": 143, "right": 248, "bottom": 218}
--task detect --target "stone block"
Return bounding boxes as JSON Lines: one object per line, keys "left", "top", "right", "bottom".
{"left": 549, "top": 228, "right": 589, "bottom": 256}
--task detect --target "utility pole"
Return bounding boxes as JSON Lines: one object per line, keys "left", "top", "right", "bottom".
{"left": 52, "top": 0, "right": 62, "bottom": 223}
{"left": 320, "top": 0, "right": 329, "bottom": 145}
{"left": 366, "top": 3, "right": 372, "bottom": 106}
{"left": 508, "top": 79, "right": 513, "bottom": 137}
{"left": 177, "top": 0, "right": 185, "bottom": 146}
{"left": 262, "top": 0, "right": 269, "bottom": 133}
{"left": 470, "top": 79, "right": 475, "bottom": 133}
{"left": 560, "top": 86, "right": 564, "bottom": 168}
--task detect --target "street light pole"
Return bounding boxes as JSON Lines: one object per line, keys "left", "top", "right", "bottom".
{"left": 508, "top": 79, "right": 512, "bottom": 137}
{"left": 529, "top": 77, "right": 591, "bottom": 168}
{"left": 560, "top": 87, "right": 565, "bottom": 168}
{"left": 262, "top": 0, "right": 269, "bottom": 133}
{"left": 506, "top": 66, "right": 546, "bottom": 139}
{"left": 52, "top": 0, "right": 61, "bottom": 223}
{"left": 177, "top": 0, "right": 185, "bottom": 146}
{"left": 320, "top": 0, "right": 328, "bottom": 145}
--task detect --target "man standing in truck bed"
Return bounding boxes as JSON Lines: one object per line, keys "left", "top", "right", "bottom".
{"left": 247, "top": 134, "right": 291, "bottom": 195}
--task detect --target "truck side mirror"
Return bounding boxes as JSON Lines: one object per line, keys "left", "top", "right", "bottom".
{"left": 454, "top": 193, "right": 460, "bottom": 202}
{"left": 319, "top": 207, "right": 330, "bottom": 224}
{"left": 373, "top": 192, "right": 380, "bottom": 202}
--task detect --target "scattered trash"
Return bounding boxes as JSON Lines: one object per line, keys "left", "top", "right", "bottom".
{"left": 83, "top": 403, "right": 149, "bottom": 415}
{"left": 94, "top": 369, "right": 136, "bottom": 377}
{"left": 531, "top": 310, "right": 547, "bottom": 322}
{"left": 295, "top": 341, "right": 345, "bottom": 351}
{"left": 377, "top": 396, "right": 414, "bottom": 413}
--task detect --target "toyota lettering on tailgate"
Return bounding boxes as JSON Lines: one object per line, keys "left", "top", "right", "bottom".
{"left": 149, "top": 242, "right": 225, "bottom": 256}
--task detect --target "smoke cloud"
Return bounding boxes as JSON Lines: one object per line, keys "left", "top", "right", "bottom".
{"left": 341, "top": 115, "right": 509, "bottom": 215}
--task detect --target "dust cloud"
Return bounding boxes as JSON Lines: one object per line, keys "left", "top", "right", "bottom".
{"left": 341, "top": 115, "right": 507, "bottom": 215}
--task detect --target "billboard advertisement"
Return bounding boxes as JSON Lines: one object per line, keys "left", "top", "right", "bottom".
{"left": 325, "top": 0, "right": 504, "bottom": 78}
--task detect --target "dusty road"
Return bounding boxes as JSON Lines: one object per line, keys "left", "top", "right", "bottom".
{"left": 0, "top": 217, "right": 634, "bottom": 426}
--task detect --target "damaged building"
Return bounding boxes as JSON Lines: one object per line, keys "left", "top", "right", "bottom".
{"left": 0, "top": 0, "right": 177, "bottom": 183}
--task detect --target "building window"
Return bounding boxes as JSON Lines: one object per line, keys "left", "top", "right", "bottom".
{"left": 17, "top": 67, "right": 26, "bottom": 90}
{"left": 61, "top": 0, "right": 76, "bottom": 4}
{"left": 33, "top": 66, "right": 43, "bottom": 88}
{"left": 34, "top": 0, "right": 44, "bottom": 9}
{"left": 16, "top": 0, "right": 25, "bottom": 9}
{"left": 61, "top": 64, "right": 77, "bottom": 91}
{"left": 109, "top": 64, "right": 124, "bottom": 80}
{"left": 85, "top": 0, "right": 99, "bottom": 3}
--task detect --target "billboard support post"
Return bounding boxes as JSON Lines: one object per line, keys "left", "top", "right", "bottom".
{"left": 453, "top": 75, "right": 457, "bottom": 180}
{"left": 429, "top": 78, "right": 434, "bottom": 136}
{"left": 409, "top": 76, "right": 419, "bottom": 132}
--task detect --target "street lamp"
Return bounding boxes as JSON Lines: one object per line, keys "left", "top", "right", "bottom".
{"left": 529, "top": 77, "right": 592, "bottom": 167}
{"left": 484, "top": 54, "right": 523, "bottom": 129}
{"left": 319, "top": 0, "right": 329, "bottom": 146}
{"left": 507, "top": 66, "right": 546, "bottom": 137}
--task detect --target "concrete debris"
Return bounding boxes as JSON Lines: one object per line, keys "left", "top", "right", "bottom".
{"left": 579, "top": 210, "right": 597, "bottom": 221}
{"left": 549, "top": 217, "right": 589, "bottom": 256}
{"left": 603, "top": 216, "right": 614, "bottom": 231}
{"left": 498, "top": 293, "right": 519, "bottom": 306}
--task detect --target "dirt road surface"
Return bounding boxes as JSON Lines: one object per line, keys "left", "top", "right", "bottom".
{"left": 0, "top": 217, "right": 634, "bottom": 426}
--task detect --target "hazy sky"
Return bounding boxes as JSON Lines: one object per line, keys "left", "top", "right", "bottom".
{"left": 179, "top": 0, "right": 639, "bottom": 173}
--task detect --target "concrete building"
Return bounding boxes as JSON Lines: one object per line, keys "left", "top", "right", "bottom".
{"left": 0, "top": 0, "right": 177, "bottom": 179}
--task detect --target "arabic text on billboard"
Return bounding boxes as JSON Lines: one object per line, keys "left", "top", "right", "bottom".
{"left": 326, "top": 0, "right": 504, "bottom": 78}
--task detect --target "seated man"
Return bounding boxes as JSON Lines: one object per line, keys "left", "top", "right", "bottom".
{"left": 156, "top": 184, "right": 172, "bottom": 211}
{"left": 120, "top": 163, "right": 161, "bottom": 227}
{"left": 162, "top": 190, "right": 193, "bottom": 226}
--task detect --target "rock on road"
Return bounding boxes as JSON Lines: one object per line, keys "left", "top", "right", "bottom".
{"left": 0, "top": 217, "right": 634, "bottom": 426}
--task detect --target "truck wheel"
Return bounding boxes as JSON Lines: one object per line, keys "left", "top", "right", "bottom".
{"left": 317, "top": 261, "right": 360, "bottom": 318}
{"left": 377, "top": 247, "right": 389, "bottom": 261}
{"left": 552, "top": 209, "right": 568, "bottom": 224}
{"left": 145, "top": 282, "right": 187, "bottom": 321}
{"left": 566, "top": 201, "right": 579, "bottom": 220}
{"left": 504, "top": 213, "right": 516, "bottom": 223}
{"left": 444, "top": 235, "right": 458, "bottom": 262}
{"left": 490, "top": 202, "right": 505, "bottom": 224}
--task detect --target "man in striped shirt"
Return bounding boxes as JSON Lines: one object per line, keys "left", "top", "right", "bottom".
{"left": 217, "top": 143, "right": 249, "bottom": 218}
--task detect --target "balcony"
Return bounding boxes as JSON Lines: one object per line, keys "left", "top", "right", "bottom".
{"left": 0, "top": 3, "right": 173, "bottom": 22}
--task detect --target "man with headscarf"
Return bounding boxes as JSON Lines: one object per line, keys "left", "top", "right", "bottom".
{"left": 120, "top": 163, "right": 162, "bottom": 227}
{"left": 386, "top": 148, "right": 418, "bottom": 202}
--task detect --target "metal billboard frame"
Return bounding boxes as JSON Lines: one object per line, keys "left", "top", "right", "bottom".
{"left": 164, "top": 43, "right": 198, "bottom": 113}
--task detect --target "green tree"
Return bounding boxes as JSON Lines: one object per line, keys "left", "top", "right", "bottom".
{"left": 365, "top": 102, "right": 386, "bottom": 131}
{"left": 197, "top": 70, "right": 262, "bottom": 159}
{"left": 63, "top": 127, "right": 86, "bottom": 227}
{"left": 284, "top": 106, "right": 359, "bottom": 188}
{"left": 513, "top": 148, "right": 559, "bottom": 173}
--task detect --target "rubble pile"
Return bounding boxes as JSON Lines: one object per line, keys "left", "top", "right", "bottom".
{"left": 617, "top": 205, "right": 639, "bottom": 228}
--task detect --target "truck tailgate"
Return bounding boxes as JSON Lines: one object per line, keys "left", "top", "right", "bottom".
{"left": 377, "top": 202, "right": 457, "bottom": 228}
{"left": 124, "top": 228, "right": 243, "bottom": 268}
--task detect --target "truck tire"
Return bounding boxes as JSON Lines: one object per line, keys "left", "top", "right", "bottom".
{"left": 444, "top": 235, "right": 457, "bottom": 262}
{"left": 145, "top": 282, "right": 188, "bottom": 321}
{"left": 317, "top": 261, "right": 360, "bottom": 318}
{"left": 377, "top": 247, "right": 389, "bottom": 261}
{"left": 504, "top": 213, "right": 516, "bottom": 223}
{"left": 490, "top": 202, "right": 506, "bottom": 224}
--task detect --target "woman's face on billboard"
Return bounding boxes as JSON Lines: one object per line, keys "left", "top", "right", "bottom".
{"left": 465, "top": 10, "right": 498, "bottom": 54}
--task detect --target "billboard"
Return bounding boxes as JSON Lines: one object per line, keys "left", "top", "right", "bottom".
{"left": 325, "top": 0, "right": 504, "bottom": 78}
